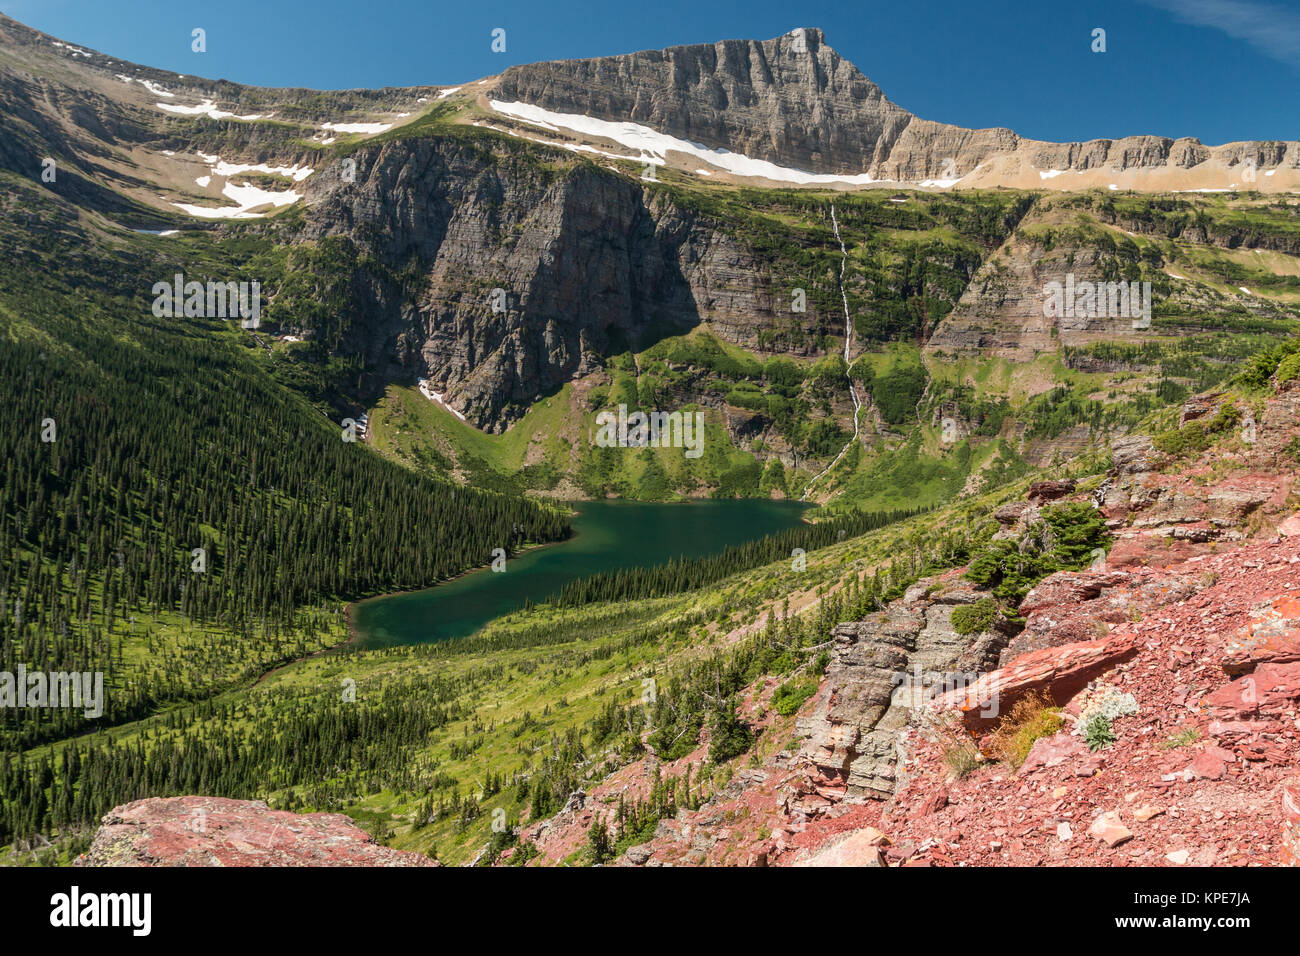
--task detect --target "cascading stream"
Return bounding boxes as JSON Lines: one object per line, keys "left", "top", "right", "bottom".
{"left": 801, "top": 203, "right": 863, "bottom": 500}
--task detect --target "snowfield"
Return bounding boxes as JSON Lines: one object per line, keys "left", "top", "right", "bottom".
{"left": 117, "top": 74, "right": 175, "bottom": 97}
{"left": 321, "top": 121, "right": 392, "bottom": 134}
{"left": 173, "top": 151, "right": 313, "bottom": 219}
{"left": 157, "top": 100, "right": 268, "bottom": 121}
{"left": 211, "top": 159, "right": 314, "bottom": 182}
{"left": 489, "top": 100, "right": 880, "bottom": 186}
{"left": 418, "top": 379, "right": 468, "bottom": 421}
{"left": 173, "top": 181, "right": 303, "bottom": 219}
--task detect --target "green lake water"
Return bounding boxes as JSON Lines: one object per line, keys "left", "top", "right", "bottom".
{"left": 351, "top": 498, "right": 811, "bottom": 648}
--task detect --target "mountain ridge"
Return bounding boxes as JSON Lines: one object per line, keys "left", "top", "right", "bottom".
{"left": 4, "top": 13, "right": 1297, "bottom": 203}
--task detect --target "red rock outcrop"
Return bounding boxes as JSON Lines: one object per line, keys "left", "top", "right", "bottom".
{"left": 935, "top": 632, "right": 1141, "bottom": 731}
{"left": 77, "top": 796, "right": 438, "bottom": 867}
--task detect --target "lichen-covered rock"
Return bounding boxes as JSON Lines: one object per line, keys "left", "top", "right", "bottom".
{"left": 1111, "top": 435, "right": 1156, "bottom": 475}
{"left": 797, "top": 582, "right": 1011, "bottom": 800}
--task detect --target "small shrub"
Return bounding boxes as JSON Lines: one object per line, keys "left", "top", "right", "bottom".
{"left": 586, "top": 817, "right": 614, "bottom": 865}
{"left": 1081, "top": 714, "right": 1115, "bottom": 751}
{"left": 951, "top": 597, "right": 999, "bottom": 635}
{"left": 927, "top": 711, "right": 983, "bottom": 780}
{"left": 1236, "top": 338, "right": 1300, "bottom": 389}
{"left": 771, "top": 678, "right": 818, "bottom": 717}
{"left": 987, "top": 692, "right": 1064, "bottom": 768}
{"left": 1077, "top": 683, "right": 1139, "bottom": 724}
{"left": 942, "top": 739, "right": 983, "bottom": 779}
{"left": 1277, "top": 352, "right": 1300, "bottom": 386}
{"left": 1158, "top": 727, "right": 1202, "bottom": 750}
{"left": 707, "top": 701, "right": 754, "bottom": 763}
{"left": 1152, "top": 421, "right": 1210, "bottom": 459}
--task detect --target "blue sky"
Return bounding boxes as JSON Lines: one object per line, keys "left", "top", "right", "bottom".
{"left": 3, "top": 0, "right": 1297, "bottom": 145}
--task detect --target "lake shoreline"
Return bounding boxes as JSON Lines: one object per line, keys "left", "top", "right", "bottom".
{"left": 349, "top": 498, "right": 814, "bottom": 649}
{"left": 344, "top": 529, "right": 577, "bottom": 642}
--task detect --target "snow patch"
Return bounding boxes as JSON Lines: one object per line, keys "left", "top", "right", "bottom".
{"left": 489, "top": 99, "right": 878, "bottom": 185}
{"left": 175, "top": 152, "right": 314, "bottom": 216}
{"left": 212, "top": 159, "right": 314, "bottom": 182}
{"left": 173, "top": 181, "right": 302, "bottom": 219}
{"left": 418, "top": 378, "right": 467, "bottom": 421}
{"left": 1038, "top": 169, "right": 1065, "bottom": 180}
{"left": 919, "top": 178, "right": 961, "bottom": 188}
{"left": 157, "top": 100, "right": 269, "bottom": 121}
{"left": 436, "top": 87, "right": 462, "bottom": 99}
{"left": 477, "top": 121, "right": 664, "bottom": 165}
{"left": 52, "top": 41, "right": 92, "bottom": 58}
{"left": 321, "top": 121, "right": 393, "bottom": 134}
{"left": 118, "top": 74, "right": 175, "bottom": 97}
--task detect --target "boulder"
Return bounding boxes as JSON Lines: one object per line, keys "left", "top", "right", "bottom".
{"left": 934, "top": 632, "right": 1140, "bottom": 730}
{"left": 1089, "top": 811, "right": 1134, "bottom": 848}
{"left": 1111, "top": 435, "right": 1156, "bottom": 475}
{"left": 1188, "top": 749, "right": 1227, "bottom": 781}
{"left": 624, "top": 844, "right": 654, "bottom": 865}
{"left": 76, "top": 796, "right": 438, "bottom": 867}
{"left": 793, "top": 827, "right": 890, "bottom": 867}
{"left": 1221, "top": 595, "right": 1300, "bottom": 675}
{"left": 1179, "top": 394, "right": 1221, "bottom": 426}
{"left": 1203, "top": 662, "right": 1300, "bottom": 718}
{"left": 1019, "top": 571, "right": 1126, "bottom": 616}
{"left": 1018, "top": 733, "right": 1088, "bottom": 776}
{"left": 1027, "top": 479, "right": 1076, "bottom": 504}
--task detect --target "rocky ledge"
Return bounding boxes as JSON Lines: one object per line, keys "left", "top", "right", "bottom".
{"left": 76, "top": 796, "right": 437, "bottom": 867}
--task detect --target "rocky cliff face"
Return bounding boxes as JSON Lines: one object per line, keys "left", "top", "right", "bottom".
{"left": 296, "top": 136, "right": 830, "bottom": 429}
{"left": 492, "top": 28, "right": 1013, "bottom": 181}
{"left": 490, "top": 27, "right": 1300, "bottom": 189}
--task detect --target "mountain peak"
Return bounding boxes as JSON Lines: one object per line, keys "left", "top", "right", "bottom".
{"left": 491, "top": 27, "right": 911, "bottom": 177}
